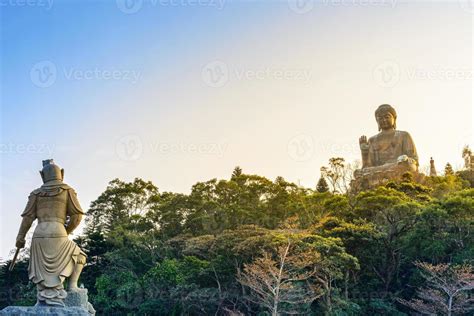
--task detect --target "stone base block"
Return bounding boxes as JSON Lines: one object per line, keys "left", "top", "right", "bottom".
{"left": 1, "top": 288, "right": 95, "bottom": 315}
{"left": 64, "top": 288, "right": 95, "bottom": 314}
{"left": 0, "top": 306, "right": 90, "bottom": 316}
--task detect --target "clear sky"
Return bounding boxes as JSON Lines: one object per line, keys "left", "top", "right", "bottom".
{"left": 0, "top": 0, "right": 472, "bottom": 260}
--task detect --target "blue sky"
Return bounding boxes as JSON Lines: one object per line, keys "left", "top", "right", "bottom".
{"left": 1, "top": 0, "right": 472, "bottom": 259}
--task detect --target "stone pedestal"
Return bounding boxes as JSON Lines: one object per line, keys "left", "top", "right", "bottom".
{"left": 0, "top": 306, "right": 90, "bottom": 315}
{"left": 1, "top": 288, "right": 95, "bottom": 316}
{"left": 64, "top": 288, "right": 95, "bottom": 314}
{"left": 352, "top": 160, "right": 421, "bottom": 191}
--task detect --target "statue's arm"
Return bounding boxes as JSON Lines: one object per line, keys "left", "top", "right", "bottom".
{"left": 16, "top": 217, "right": 35, "bottom": 248}
{"left": 65, "top": 189, "right": 85, "bottom": 235}
{"left": 66, "top": 214, "right": 83, "bottom": 235}
{"left": 403, "top": 132, "right": 419, "bottom": 164}
{"left": 359, "top": 135, "right": 370, "bottom": 168}
{"left": 16, "top": 193, "right": 37, "bottom": 248}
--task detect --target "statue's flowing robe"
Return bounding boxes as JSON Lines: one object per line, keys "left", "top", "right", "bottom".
{"left": 21, "top": 182, "right": 85, "bottom": 305}
{"left": 367, "top": 130, "right": 418, "bottom": 167}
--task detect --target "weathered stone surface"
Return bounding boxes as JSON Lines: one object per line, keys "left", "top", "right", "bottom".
{"left": 0, "top": 306, "right": 90, "bottom": 315}
{"left": 64, "top": 288, "right": 95, "bottom": 315}
{"left": 352, "top": 161, "right": 425, "bottom": 190}
{"left": 1, "top": 288, "right": 95, "bottom": 315}
{"left": 353, "top": 104, "right": 420, "bottom": 190}
{"left": 13, "top": 160, "right": 88, "bottom": 306}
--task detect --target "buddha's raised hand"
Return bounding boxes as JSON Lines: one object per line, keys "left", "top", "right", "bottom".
{"left": 359, "top": 135, "right": 369, "bottom": 151}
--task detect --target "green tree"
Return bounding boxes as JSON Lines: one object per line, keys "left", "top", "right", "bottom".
{"left": 320, "top": 157, "right": 359, "bottom": 194}
{"left": 445, "top": 163, "right": 454, "bottom": 176}
{"left": 354, "top": 187, "right": 423, "bottom": 292}
{"left": 424, "top": 173, "right": 469, "bottom": 198}
{"left": 320, "top": 157, "right": 346, "bottom": 193}
{"left": 0, "top": 259, "right": 35, "bottom": 309}
{"left": 385, "top": 172, "right": 432, "bottom": 202}
{"left": 316, "top": 176, "right": 329, "bottom": 193}
{"left": 85, "top": 178, "right": 159, "bottom": 235}
{"left": 315, "top": 216, "right": 383, "bottom": 300}
{"left": 73, "top": 168, "right": 473, "bottom": 315}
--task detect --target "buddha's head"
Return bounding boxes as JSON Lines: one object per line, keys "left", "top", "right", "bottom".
{"left": 375, "top": 104, "right": 397, "bottom": 131}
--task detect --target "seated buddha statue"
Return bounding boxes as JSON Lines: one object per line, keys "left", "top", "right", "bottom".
{"left": 354, "top": 104, "right": 419, "bottom": 183}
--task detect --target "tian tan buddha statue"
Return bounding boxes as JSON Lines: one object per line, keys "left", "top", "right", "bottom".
{"left": 11, "top": 160, "right": 95, "bottom": 314}
{"left": 353, "top": 104, "right": 419, "bottom": 189}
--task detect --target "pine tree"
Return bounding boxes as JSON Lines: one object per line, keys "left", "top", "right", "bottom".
{"left": 444, "top": 163, "right": 454, "bottom": 176}
{"left": 316, "top": 176, "right": 329, "bottom": 193}
{"left": 232, "top": 166, "right": 243, "bottom": 179}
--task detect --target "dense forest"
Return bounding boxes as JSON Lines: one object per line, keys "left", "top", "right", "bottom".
{"left": 1, "top": 159, "right": 473, "bottom": 315}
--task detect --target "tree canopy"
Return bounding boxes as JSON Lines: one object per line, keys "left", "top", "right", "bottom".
{"left": 1, "top": 166, "right": 472, "bottom": 315}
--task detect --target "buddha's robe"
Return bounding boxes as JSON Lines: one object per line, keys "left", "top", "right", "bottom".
{"left": 366, "top": 130, "right": 418, "bottom": 167}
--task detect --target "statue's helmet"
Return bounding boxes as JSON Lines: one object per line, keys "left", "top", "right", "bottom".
{"left": 375, "top": 104, "right": 397, "bottom": 130}
{"left": 40, "top": 159, "right": 64, "bottom": 183}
